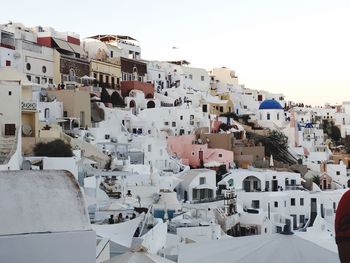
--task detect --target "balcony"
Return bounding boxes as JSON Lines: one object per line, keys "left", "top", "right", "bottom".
{"left": 21, "top": 100, "right": 37, "bottom": 112}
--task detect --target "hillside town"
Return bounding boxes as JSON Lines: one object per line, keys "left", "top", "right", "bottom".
{"left": 0, "top": 21, "right": 348, "bottom": 262}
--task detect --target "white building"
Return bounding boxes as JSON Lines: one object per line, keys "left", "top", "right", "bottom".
{"left": 178, "top": 169, "right": 217, "bottom": 203}
{"left": 257, "top": 99, "right": 286, "bottom": 129}
{"left": 0, "top": 22, "right": 55, "bottom": 85}
{"left": 84, "top": 35, "right": 141, "bottom": 60}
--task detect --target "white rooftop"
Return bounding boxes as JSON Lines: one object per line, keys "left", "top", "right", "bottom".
{"left": 177, "top": 234, "right": 338, "bottom": 263}
{"left": 0, "top": 170, "right": 91, "bottom": 236}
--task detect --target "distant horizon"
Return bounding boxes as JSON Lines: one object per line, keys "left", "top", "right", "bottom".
{"left": 2, "top": 0, "right": 350, "bottom": 106}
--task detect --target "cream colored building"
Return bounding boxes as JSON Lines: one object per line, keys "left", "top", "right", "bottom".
{"left": 48, "top": 89, "right": 91, "bottom": 128}
{"left": 90, "top": 58, "right": 121, "bottom": 89}
{"left": 209, "top": 67, "right": 239, "bottom": 86}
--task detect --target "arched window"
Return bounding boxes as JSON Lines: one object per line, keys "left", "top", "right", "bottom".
{"left": 69, "top": 68, "right": 76, "bottom": 81}
{"left": 44, "top": 108, "right": 50, "bottom": 119}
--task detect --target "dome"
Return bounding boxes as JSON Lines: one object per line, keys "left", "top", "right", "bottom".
{"left": 259, "top": 100, "right": 283, "bottom": 110}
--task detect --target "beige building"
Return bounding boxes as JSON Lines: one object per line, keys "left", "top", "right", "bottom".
{"left": 48, "top": 89, "right": 91, "bottom": 128}
{"left": 90, "top": 57, "right": 121, "bottom": 89}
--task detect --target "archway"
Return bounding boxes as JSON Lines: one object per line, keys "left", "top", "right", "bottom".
{"left": 242, "top": 176, "right": 261, "bottom": 192}
{"left": 129, "top": 100, "right": 136, "bottom": 108}
{"left": 147, "top": 100, "right": 155, "bottom": 108}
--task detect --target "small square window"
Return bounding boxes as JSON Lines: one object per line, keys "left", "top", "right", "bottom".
{"left": 199, "top": 177, "right": 206, "bottom": 185}
{"left": 291, "top": 198, "right": 295, "bottom": 206}
{"left": 172, "top": 121, "right": 176, "bottom": 127}
{"left": 218, "top": 153, "right": 223, "bottom": 158}
{"left": 336, "top": 171, "right": 340, "bottom": 175}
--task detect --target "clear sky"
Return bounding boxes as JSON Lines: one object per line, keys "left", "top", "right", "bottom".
{"left": 3, "top": 0, "right": 350, "bottom": 106}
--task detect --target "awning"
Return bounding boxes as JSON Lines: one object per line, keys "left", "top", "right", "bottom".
{"left": 52, "top": 37, "right": 74, "bottom": 53}
{"left": 68, "top": 42, "right": 85, "bottom": 55}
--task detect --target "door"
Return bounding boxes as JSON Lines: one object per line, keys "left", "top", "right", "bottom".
{"left": 310, "top": 198, "right": 317, "bottom": 227}
{"left": 199, "top": 150, "right": 204, "bottom": 167}
{"left": 244, "top": 180, "right": 251, "bottom": 192}
{"left": 272, "top": 180, "right": 278, "bottom": 192}
{"left": 5, "top": 124, "right": 16, "bottom": 136}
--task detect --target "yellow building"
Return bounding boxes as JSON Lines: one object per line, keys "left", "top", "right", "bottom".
{"left": 90, "top": 57, "right": 121, "bottom": 89}
{"left": 201, "top": 94, "right": 234, "bottom": 115}
{"left": 48, "top": 89, "right": 91, "bottom": 128}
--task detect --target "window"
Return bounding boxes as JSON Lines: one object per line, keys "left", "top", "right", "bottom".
{"left": 191, "top": 151, "right": 195, "bottom": 156}
{"left": 284, "top": 201, "right": 287, "bottom": 207}
{"left": 201, "top": 76, "right": 204, "bottom": 81}
{"left": 42, "top": 77, "right": 47, "bottom": 84}
{"left": 274, "top": 201, "right": 278, "bottom": 208}
{"left": 158, "top": 74, "right": 161, "bottom": 78}
{"left": 42, "top": 66, "right": 47, "bottom": 73}
{"left": 6, "top": 60, "right": 11, "bottom": 66}
{"left": 35, "top": 76, "right": 40, "bottom": 84}
{"left": 8, "top": 91, "right": 12, "bottom": 96}
{"left": 49, "top": 78, "right": 53, "bottom": 84}
{"left": 105, "top": 134, "right": 110, "bottom": 139}
{"left": 27, "top": 75, "right": 32, "bottom": 81}
{"left": 148, "top": 144, "right": 152, "bottom": 152}
{"left": 300, "top": 198, "right": 304, "bottom": 206}
{"left": 220, "top": 106, "right": 224, "bottom": 113}
{"left": 336, "top": 171, "right": 340, "bottom": 175}
{"left": 180, "top": 115, "right": 183, "bottom": 120}
{"left": 26, "top": 63, "right": 31, "bottom": 71}
{"left": 189, "top": 74, "right": 193, "bottom": 80}
{"left": 172, "top": 121, "right": 176, "bottom": 127}
{"left": 218, "top": 153, "right": 223, "bottom": 158}
{"left": 252, "top": 200, "right": 260, "bottom": 209}
{"left": 267, "top": 113, "right": 271, "bottom": 120}
{"left": 44, "top": 108, "right": 50, "bottom": 119}
{"left": 291, "top": 198, "right": 295, "bottom": 206}
{"left": 80, "top": 111, "right": 85, "bottom": 127}
{"left": 277, "top": 113, "right": 280, "bottom": 120}
{"left": 300, "top": 215, "right": 305, "bottom": 224}
{"left": 110, "top": 50, "right": 113, "bottom": 58}
{"left": 253, "top": 180, "right": 258, "bottom": 189}
{"left": 164, "top": 121, "right": 169, "bottom": 126}
{"left": 63, "top": 111, "right": 68, "bottom": 117}
{"left": 199, "top": 177, "right": 206, "bottom": 185}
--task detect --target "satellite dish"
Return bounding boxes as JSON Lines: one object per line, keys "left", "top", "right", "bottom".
{"left": 22, "top": 160, "right": 32, "bottom": 170}
{"left": 22, "top": 124, "right": 33, "bottom": 136}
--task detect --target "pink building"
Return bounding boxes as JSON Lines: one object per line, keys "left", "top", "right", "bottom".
{"left": 167, "top": 135, "right": 234, "bottom": 169}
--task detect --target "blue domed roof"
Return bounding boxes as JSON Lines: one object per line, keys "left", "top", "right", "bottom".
{"left": 259, "top": 100, "right": 283, "bottom": 110}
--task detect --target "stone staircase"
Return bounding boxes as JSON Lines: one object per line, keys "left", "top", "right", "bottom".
{"left": 0, "top": 136, "right": 16, "bottom": 164}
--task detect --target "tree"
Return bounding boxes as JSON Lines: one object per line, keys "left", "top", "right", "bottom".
{"left": 330, "top": 125, "right": 341, "bottom": 142}
{"left": 111, "top": 91, "right": 125, "bottom": 107}
{"left": 100, "top": 87, "right": 111, "bottom": 104}
{"left": 312, "top": 175, "right": 320, "bottom": 186}
{"left": 33, "top": 139, "right": 73, "bottom": 157}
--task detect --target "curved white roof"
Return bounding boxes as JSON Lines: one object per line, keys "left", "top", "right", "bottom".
{"left": 0, "top": 170, "right": 91, "bottom": 236}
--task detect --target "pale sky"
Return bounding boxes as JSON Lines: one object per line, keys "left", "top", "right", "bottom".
{"left": 3, "top": 0, "right": 350, "bottom": 106}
